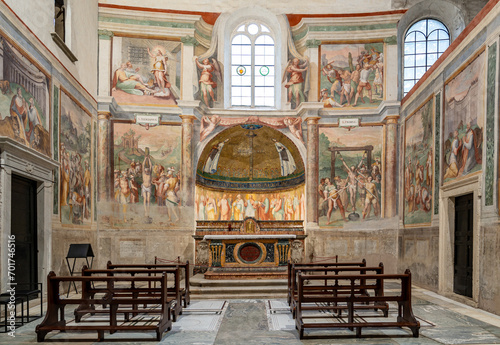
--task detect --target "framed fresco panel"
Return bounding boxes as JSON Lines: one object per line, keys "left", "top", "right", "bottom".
{"left": 59, "top": 89, "right": 93, "bottom": 225}
{"left": 111, "top": 35, "right": 181, "bottom": 106}
{"left": 318, "top": 125, "right": 384, "bottom": 227}
{"left": 0, "top": 31, "right": 51, "bottom": 156}
{"left": 108, "top": 122, "right": 183, "bottom": 228}
{"left": 403, "top": 96, "right": 434, "bottom": 227}
{"left": 319, "top": 41, "right": 384, "bottom": 109}
{"left": 442, "top": 48, "right": 486, "bottom": 185}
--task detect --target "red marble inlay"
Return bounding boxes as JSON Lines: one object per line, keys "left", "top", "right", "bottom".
{"left": 239, "top": 244, "right": 261, "bottom": 262}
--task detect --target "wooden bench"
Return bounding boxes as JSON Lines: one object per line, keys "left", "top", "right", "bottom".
{"left": 289, "top": 264, "right": 388, "bottom": 318}
{"left": 287, "top": 259, "right": 367, "bottom": 305}
{"left": 35, "top": 272, "right": 173, "bottom": 342}
{"left": 295, "top": 269, "right": 420, "bottom": 339}
{"left": 78, "top": 266, "right": 182, "bottom": 322}
{"left": 107, "top": 261, "right": 190, "bottom": 308}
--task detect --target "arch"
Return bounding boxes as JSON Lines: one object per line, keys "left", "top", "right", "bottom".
{"left": 215, "top": 6, "right": 287, "bottom": 109}
{"left": 397, "top": 0, "right": 466, "bottom": 99}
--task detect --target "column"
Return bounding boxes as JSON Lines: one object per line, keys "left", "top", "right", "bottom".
{"left": 384, "top": 115, "right": 399, "bottom": 218}
{"left": 305, "top": 39, "right": 321, "bottom": 102}
{"left": 98, "top": 111, "right": 113, "bottom": 201}
{"left": 98, "top": 30, "right": 113, "bottom": 97}
{"left": 306, "top": 116, "right": 321, "bottom": 224}
{"left": 180, "top": 36, "right": 199, "bottom": 102}
{"left": 180, "top": 115, "right": 196, "bottom": 206}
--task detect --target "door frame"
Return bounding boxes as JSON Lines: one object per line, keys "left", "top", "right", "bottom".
{"left": 0, "top": 138, "right": 58, "bottom": 292}
{"left": 439, "top": 175, "right": 480, "bottom": 305}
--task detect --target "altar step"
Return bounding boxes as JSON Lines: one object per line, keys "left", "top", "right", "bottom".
{"left": 189, "top": 274, "right": 288, "bottom": 299}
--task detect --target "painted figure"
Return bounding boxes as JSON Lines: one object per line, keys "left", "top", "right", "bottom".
{"left": 283, "top": 57, "right": 309, "bottom": 108}
{"left": 203, "top": 138, "right": 229, "bottom": 174}
{"left": 112, "top": 63, "right": 153, "bottom": 95}
{"left": 194, "top": 56, "right": 221, "bottom": 106}
{"left": 142, "top": 148, "right": 153, "bottom": 219}
{"left": 272, "top": 139, "right": 296, "bottom": 176}
{"left": 147, "top": 47, "right": 171, "bottom": 95}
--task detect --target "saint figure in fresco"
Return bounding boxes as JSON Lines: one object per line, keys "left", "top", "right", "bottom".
{"left": 112, "top": 62, "right": 153, "bottom": 96}
{"left": 203, "top": 138, "right": 229, "bottom": 174}
{"left": 271, "top": 139, "right": 296, "bottom": 176}
{"left": 194, "top": 56, "right": 221, "bottom": 107}
{"left": 283, "top": 57, "right": 308, "bottom": 108}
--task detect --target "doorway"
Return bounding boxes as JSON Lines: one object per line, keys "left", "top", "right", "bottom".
{"left": 11, "top": 174, "right": 38, "bottom": 287}
{"left": 453, "top": 193, "right": 473, "bottom": 298}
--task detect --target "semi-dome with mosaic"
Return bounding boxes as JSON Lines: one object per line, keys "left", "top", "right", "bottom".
{"left": 196, "top": 125, "right": 305, "bottom": 191}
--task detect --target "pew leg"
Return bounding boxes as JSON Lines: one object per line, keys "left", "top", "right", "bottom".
{"left": 356, "top": 327, "right": 362, "bottom": 338}
{"left": 97, "top": 330, "right": 105, "bottom": 341}
{"left": 411, "top": 326, "right": 419, "bottom": 337}
{"left": 347, "top": 302, "right": 354, "bottom": 331}
{"left": 36, "top": 330, "right": 48, "bottom": 342}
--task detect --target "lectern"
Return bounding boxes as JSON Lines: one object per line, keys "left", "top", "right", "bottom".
{"left": 66, "top": 244, "right": 94, "bottom": 296}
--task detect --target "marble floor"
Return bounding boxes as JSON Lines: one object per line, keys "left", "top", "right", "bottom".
{"left": 2, "top": 285, "right": 500, "bottom": 344}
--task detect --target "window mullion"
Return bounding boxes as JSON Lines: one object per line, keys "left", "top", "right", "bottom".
{"left": 251, "top": 39, "right": 255, "bottom": 107}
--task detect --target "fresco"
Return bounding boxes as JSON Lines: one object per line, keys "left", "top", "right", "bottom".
{"left": 0, "top": 34, "right": 50, "bottom": 156}
{"left": 196, "top": 125, "right": 305, "bottom": 191}
{"left": 319, "top": 42, "right": 384, "bottom": 108}
{"left": 442, "top": 50, "right": 485, "bottom": 184}
{"left": 283, "top": 56, "right": 310, "bottom": 109}
{"left": 404, "top": 97, "right": 434, "bottom": 227}
{"left": 111, "top": 37, "right": 180, "bottom": 106}
{"left": 60, "top": 91, "right": 93, "bottom": 225}
{"left": 194, "top": 56, "right": 221, "bottom": 108}
{"left": 195, "top": 186, "right": 305, "bottom": 221}
{"left": 319, "top": 126, "right": 383, "bottom": 226}
{"left": 108, "top": 122, "right": 182, "bottom": 227}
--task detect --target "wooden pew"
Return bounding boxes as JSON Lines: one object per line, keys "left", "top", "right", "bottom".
{"left": 287, "top": 259, "right": 367, "bottom": 305}
{"left": 289, "top": 264, "right": 388, "bottom": 318}
{"left": 35, "top": 272, "right": 173, "bottom": 342}
{"left": 78, "top": 267, "right": 183, "bottom": 322}
{"left": 107, "top": 261, "right": 190, "bottom": 308}
{"left": 294, "top": 269, "right": 420, "bottom": 339}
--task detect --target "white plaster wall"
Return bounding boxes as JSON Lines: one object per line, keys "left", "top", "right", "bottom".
{"left": 99, "top": 0, "right": 392, "bottom": 14}
{"left": 3, "top": 0, "right": 99, "bottom": 98}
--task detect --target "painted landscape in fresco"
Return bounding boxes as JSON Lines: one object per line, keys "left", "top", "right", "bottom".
{"left": 319, "top": 126, "right": 383, "bottom": 227}
{"left": 60, "top": 91, "right": 92, "bottom": 225}
{"left": 111, "top": 37, "right": 181, "bottom": 106}
{"left": 195, "top": 186, "right": 305, "bottom": 221}
{"left": 442, "top": 51, "right": 485, "bottom": 184}
{"left": 319, "top": 42, "right": 384, "bottom": 108}
{"left": 0, "top": 34, "right": 50, "bottom": 156}
{"left": 404, "top": 98, "right": 434, "bottom": 226}
{"left": 109, "top": 123, "right": 182, "bottom": 227}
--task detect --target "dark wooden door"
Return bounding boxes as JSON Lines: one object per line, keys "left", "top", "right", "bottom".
{"left": 453, "top": 193, "right": 473, "bottom": 298}
{"left": 11, "top": 174, "right": 38, "bottom": 287}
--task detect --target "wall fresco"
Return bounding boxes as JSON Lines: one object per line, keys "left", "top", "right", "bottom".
{"left": 404, "top": 98, "right": 434, "bottom": 226}
{"left": 105, "top": 122, "right": 184, "bottom": 227}
{"left": 485, "top": 43, "right": 496, "bottom": 206}
{"left": 59, "top": 91, "right": 93, "bottom": 225}
{"left": 443, "top": 51, "right": 485, "bottom": 184}
{"left": 195, "top": 186, "right": 305, "bottom": 221}
{"left": 319, "top": 42, "right": 384, "bottom": 108}
{"left": 318, "top": 126, "right": 384, "bottom": 226}
{"left": 111, "top": 37, "right": 180, "bottom": 106}
{"left": 0, "top": 34, "right": 50, "bottom": 156}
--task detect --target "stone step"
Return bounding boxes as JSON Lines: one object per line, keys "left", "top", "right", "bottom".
{"left": 190, "top": 274, "right": 287, "bottom": 287}
{"left": 189, "top": 274, "right": 288, "bottom": 299}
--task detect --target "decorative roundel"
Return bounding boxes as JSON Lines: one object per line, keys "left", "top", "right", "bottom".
{"left": 259, "top": 66, "right": 269, "bottom": 76}
{"left": 236, "top": 65, "right": 246, "bottom": 76}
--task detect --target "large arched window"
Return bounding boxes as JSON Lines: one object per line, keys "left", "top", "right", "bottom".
{"left": 231, "top": 23, "right": 275, "bottom": 107}
{"left": 403, "top": 19, "right": 450, "bottom": 96}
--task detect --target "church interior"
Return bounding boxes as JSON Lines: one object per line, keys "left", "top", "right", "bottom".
{"left": 1, "top": 0, "right": 500, "bottom": 343}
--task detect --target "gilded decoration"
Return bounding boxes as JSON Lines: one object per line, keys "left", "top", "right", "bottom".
{"left": 196, "top": 125, "right": 305, "bottom": 191}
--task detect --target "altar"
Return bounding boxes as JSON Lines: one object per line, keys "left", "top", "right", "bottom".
{"left": 194, "top": 218, "right": 306, "bottom": 279}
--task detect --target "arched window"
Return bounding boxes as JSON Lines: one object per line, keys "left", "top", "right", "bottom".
{"left": 231, "top": 23, "right": 275, "bottom": 107}
{"left": 403, "top": 19, "right": 450, "bottom": 96}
